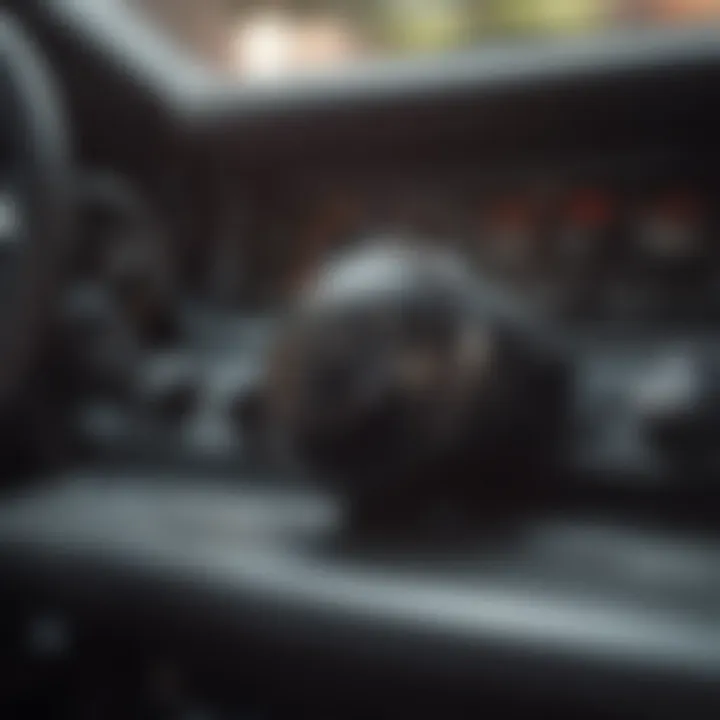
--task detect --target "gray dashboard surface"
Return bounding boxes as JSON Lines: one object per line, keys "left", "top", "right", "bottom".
{"left": 0, "top": 473, "right": 718, "bottom": 714}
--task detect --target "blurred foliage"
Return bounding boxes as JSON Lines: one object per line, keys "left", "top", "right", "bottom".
{"left": 486, "top": 0, "right": 611, "bottom": 36}
{"left": 222, "top": 0, "right": 616, "bottom": 51}
{"left": 147, "top": 0, "right": 720, "bottom": 67}
{"left": 224, "top": 0, "right": 720, "bottom": 50}
{"left": 374, "top": 0, "right": 473, "bottom": 52}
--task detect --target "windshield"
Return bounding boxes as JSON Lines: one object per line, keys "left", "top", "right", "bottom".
{"left": 132, "top": 1, "right": 720, "bottom": 79}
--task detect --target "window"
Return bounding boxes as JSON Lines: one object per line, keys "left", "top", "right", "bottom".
{"left": 131, "top": 0, "right": 720, "bottom": 79}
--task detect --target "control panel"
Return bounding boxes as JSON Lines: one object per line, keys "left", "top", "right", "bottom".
{"left": 242, "top": 158, "right": 720, "bottom": 326}
{"left": 61, "top": 157, "right": 720, "bottom": 519}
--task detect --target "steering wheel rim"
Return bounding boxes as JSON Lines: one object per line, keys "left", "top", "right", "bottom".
{"left": 0, "top": 13, "right": 72, "bottom": 405}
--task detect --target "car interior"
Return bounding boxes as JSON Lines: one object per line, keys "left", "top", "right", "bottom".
{"left": 0, "top": 0, "right": 720, "bottom": 717}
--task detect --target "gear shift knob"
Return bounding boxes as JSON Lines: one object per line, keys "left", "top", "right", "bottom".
{"left": 261, "top": 239, "right": 568, "bottom": 517}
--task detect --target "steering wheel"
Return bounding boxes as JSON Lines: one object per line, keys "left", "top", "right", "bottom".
{"left": 0, "top": 14, "right": 72, "bottom": 408}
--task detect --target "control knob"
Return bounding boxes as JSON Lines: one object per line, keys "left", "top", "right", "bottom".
{"left": 258, "top": 239, "right": 569, "bottom": 521}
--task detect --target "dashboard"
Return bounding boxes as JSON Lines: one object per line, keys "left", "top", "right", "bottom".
{"left": 236, "top": 159, "right": 720, "bottom": 324}
{"left": 1, "top": 2, "right": 720, "bottom": 718}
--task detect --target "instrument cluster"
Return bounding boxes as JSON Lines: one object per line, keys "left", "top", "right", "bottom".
{"left": 246, "top": 160, "right": 720, "bottom": 326}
